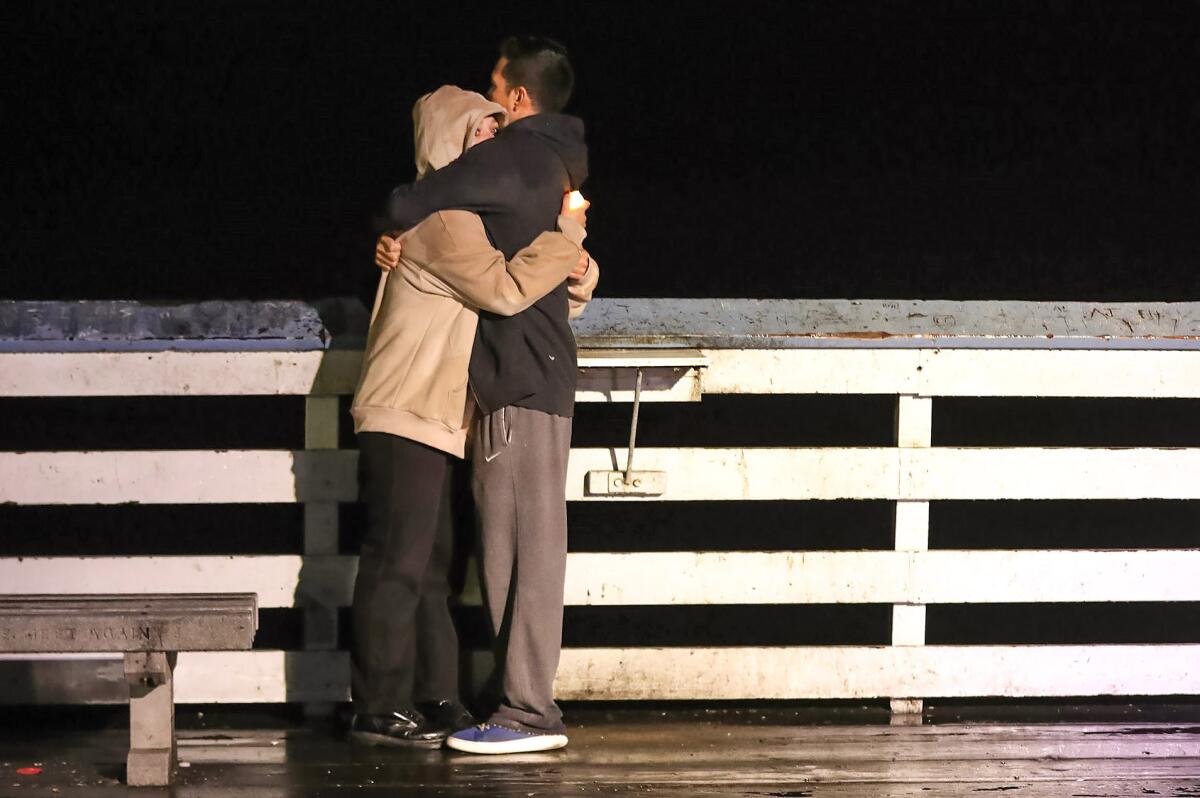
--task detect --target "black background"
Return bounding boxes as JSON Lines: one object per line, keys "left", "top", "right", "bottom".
{"left": 5, "top": 0, "right": 1199, "bottom": 304}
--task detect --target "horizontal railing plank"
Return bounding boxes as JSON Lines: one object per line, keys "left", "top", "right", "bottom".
{"left": 576, "top": 363, "right": 703, "bottom": 402}
{"left": 903, "top": 448, "right": 1200, "bottom": 500}
{"left": 176, "top": 650, "right": 349, "bottom": 703}
{"left": 700, "top": 349, "right": 924, "bottom": 395}
{"left": 0, "top": 351, "right": 361, "bottom": 397}
{"left": 565, "top": 550, "right": 1200, "bottom": 604}
{"left": 916, "top": 349, "right": 1200, "bottom": 398}
{"left": 6, "top": 645, "right": 1200, "bottom": 703}
{"left": 0, "top": 557, "right": 355, "bottom": 609}
{"left": 567, "top": 448, "right": 902, "bottom": 501}
{"left": 4, "top": 551, "right": 1199, "bottom": 607}
{"left": 8, "top": 447, "right": 1200, "bottom": 504}
{"left": 569, "top": 447, "right": 1200, "bottom": 502}
{"left": 578, "top": 349, "right": 708, "bottom": 368}
{"left": 7, "top": 347, "right": 1200, "bottom": 399}
{"left": 0, "top": 651, "right": 352, "bottom": 704}
{"left": 0, "top": 349, "right": 701, "bottom": 402}
{"left": 700, "top": 348, "right": 1200, "bottom": 397}
{"left": 0, "top": 450, "right": 358, "bottom": 504}
{"left": 556, "top": 644, "right": 1200, "bottom": 700}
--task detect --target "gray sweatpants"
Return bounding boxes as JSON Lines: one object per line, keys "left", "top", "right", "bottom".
{"left": 470, "top": 405, "right": 571, "bottom": 734}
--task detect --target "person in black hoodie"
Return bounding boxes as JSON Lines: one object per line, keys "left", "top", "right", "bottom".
{"left": 376, "top": 36, "right": 595, "bottom": 754}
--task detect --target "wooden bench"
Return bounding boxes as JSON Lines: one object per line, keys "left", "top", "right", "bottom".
{"left": 0, "top": 594, "right": 257, "bottom": 786}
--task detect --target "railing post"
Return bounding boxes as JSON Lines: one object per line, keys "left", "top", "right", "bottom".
{"left": 303, "top": 395, "right": 340, "bottom": 716}
{"left": 891, "top": 394, "right": 932, "bottom": 724}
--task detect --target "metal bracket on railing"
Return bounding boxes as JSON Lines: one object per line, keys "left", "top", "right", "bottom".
{"left": 625, "top": 368, "right": 643, "bottom": 484}
{"left": 586, "top": 367, "right": 667, "bottom": 496}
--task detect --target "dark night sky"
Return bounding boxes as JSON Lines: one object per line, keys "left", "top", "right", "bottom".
{"left": 4, "top": 0, "right": 1200, "bottom": 304}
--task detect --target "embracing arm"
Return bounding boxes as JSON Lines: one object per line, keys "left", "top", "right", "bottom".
{"left": 383, "top": 141, "right": 515, "bottom": 231}
{"left": 418, "top": 211, "right": 586, "bottom": 316}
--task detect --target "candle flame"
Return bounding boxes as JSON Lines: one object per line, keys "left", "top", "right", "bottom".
{"left": 567, "top": 190, "right": 587, "bottom": 211}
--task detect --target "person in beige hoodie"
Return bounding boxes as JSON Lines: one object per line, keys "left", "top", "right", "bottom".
{"left": 347, "top": 85, "right": 598, "bottom": 747}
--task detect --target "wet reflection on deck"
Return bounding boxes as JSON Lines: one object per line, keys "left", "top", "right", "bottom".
{"left": 3, "top": 707, "right": 1200, "bottom": 796}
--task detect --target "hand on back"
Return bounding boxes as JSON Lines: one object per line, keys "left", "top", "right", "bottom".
{"left": 375, "top": 234, "right": 403, "bottom": 272}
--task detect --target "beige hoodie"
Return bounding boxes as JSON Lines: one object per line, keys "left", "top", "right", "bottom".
{"left": 414, "top": 85, "right": 503, "bottom": 178}
{"left": 351, "top": 86, "right": 599, "bottom": 457}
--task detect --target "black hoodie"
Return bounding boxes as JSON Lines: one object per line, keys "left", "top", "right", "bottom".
{"left": 384, "top": 113, "right": 589, "bottom": 417}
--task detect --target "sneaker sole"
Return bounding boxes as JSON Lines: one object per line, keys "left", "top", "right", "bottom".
{"left": 348, "top": 730, "right": 446, "bottom": 748}
{"left": 445, "top": 733, "right": 568, "bottom": 755}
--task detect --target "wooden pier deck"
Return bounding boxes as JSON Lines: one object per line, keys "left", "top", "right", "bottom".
{"left": 3, "top": 708, "right": 1200, "bottom": 796}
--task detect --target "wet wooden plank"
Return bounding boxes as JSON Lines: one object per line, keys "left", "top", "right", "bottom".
{"left": 132, "top": 723, "right": 1200, "bottom": 795}
{"left": 4, "top": 720, "right": 1200, "bottom": 796}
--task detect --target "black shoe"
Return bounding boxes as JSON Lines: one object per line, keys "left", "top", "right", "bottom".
{"left": 348, "top": 708, "right": 446, "bottom": 747}
{"left": 417, "top": 699, "right": 477, "bottom": 735}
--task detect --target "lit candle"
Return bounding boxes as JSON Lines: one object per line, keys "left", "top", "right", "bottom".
{"left": 567, "top": 190, "right": 587, "bottom": 211}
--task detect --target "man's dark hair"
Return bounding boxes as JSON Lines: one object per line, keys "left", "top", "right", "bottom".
{"left": 499, "top": 35, "right": 574, "bottom": 113}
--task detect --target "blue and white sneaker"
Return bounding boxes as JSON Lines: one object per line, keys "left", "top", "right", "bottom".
{"left": 444, "top": 723, "right": 568, "bottom": 754}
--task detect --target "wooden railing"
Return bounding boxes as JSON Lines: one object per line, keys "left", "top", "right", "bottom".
{"left": 3, "top": 298, "right": 1199, "bottom": 716}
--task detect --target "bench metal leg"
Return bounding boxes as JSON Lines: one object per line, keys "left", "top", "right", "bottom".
{"left": 124, "top": 651, "right": 177, "bottom": 787}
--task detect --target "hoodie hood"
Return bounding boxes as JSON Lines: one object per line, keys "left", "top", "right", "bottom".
{"left": 413, "top": 85, "right": 505, "bottom": 178}
{"left": 506, "top": 113, "right": 589, "bottom": 189}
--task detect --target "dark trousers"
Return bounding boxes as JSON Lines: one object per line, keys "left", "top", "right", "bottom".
{"left": 351, "top": 432, "right": 460, "bottom": 714}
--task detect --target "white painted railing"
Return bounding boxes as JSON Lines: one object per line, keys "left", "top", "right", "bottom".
{"left": 3, "top": 298, "right": 1200, "bottom": 715}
